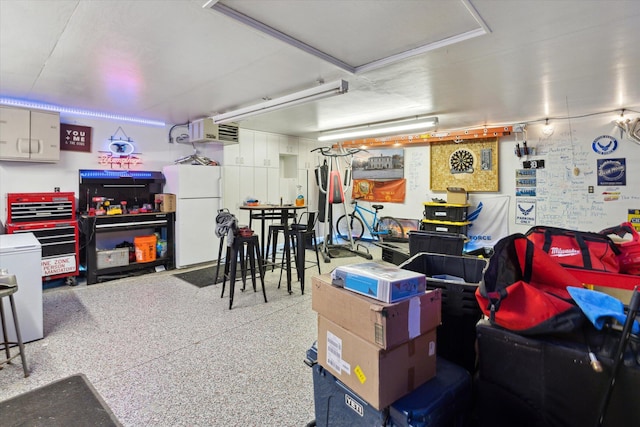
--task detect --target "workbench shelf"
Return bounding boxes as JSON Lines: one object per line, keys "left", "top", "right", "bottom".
{"left": 79, "top": 212, "right": 175, "bottom": 285}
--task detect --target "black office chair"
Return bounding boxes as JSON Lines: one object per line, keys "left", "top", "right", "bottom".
{"left": 280, "top": 211, "right": 321, "bottom": 294}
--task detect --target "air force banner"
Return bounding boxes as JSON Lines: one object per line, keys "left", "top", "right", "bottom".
{"left": 464, "top": 196, "right": 510, "bottom": 252}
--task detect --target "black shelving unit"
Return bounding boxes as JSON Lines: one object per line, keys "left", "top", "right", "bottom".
{"left": 79, "top": 212, "right": 175, "bottom": 285}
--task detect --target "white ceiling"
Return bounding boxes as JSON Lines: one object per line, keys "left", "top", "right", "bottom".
{"left": 1, "top": 0, "right": 639, "bottom": 139}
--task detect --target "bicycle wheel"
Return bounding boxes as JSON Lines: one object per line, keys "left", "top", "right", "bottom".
{"left": 336, "top": 214, "right": 365, "bottom": 241}
{"left": 376, "top": 217, "right": 404, "bottom": 242}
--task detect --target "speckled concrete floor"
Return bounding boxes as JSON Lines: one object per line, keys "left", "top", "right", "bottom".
{"left": 0, "top": 242, "right": 382, "bottom": 427}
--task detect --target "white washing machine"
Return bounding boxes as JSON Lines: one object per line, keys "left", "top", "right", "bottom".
{"left": 0, "top": 232, "right": 43, "bottom": 343}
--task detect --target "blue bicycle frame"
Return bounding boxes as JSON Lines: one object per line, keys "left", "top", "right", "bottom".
{"left": 351, "top": 202, "right": 386, "bottom": 236}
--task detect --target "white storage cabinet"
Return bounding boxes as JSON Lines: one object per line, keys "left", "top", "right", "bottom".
{"left": 0, "top": 106, "right": 60, "bottom": 162}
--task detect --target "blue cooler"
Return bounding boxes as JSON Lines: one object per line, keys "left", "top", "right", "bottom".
{"left": 306, "top": 341, "right": 390, "bottom": 426}
{"left": 305, "top": 342, "right": 472, "bottom": 427}
{"left": 388, "top": 357, "right": 472, "bottom": 427}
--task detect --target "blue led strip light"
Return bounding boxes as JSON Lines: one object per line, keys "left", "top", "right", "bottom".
{"left": 0, "top": 97, "right": 166, "bottom": 127}
{"left": 79, "top": 169, "right": 158, "bottom": 179}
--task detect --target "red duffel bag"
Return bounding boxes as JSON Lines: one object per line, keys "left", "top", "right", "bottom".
{"left": 600, "top": 222, "right": 640, "bottom": 274}
{"left": 476, "top": 233, "right": 585, "bottom": 335}
{"left": 525, "top": 226, "right": 620, "bottom": 273}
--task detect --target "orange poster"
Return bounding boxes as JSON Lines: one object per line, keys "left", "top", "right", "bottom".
{"left": 352, "top": 179, "right": 406, "bottom": 203}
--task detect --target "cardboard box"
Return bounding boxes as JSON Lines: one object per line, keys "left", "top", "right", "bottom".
{"left": 311, "top": 274, "right": 441, "bottom": 349}
{"left": 155, "top": 193, "right": 176, "bottom": 212}
{"left": 446, "top": 187, "right": 467, "bottom": 205}
{"left": 331, "top": 262, "right": 427, "bottom": 303}
{"left": 317, "top": 315, "right": 437, "bottom": 410}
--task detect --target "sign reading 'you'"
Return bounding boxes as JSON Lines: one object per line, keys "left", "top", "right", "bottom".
{"left": 60, "top": 123, "right": 92, "bottom": 152}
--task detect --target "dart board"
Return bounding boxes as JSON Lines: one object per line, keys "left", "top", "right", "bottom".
{"left": 430, "top": 138, "right": 499, "bottom": 191}
{"left": 449, "top": 149, "right": 474, "bottom": 174}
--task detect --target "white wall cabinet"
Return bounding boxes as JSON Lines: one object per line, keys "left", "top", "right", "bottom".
{"left": 279, "top": 134, "right": 298, "bottom": 155}
{"left": 0, "top": 106, "right": 60, "bottom": 162}
{"left": 224, "top": 128, "right": 254, "bottom": 166}
{"left": 299, "top": 138, "right": 325, "bottom": 170}
{"left": 253, "top": 132, "right": 279, "bottom": 168}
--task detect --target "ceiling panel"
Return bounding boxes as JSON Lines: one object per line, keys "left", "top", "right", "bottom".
{"left": 0, "top": 0, "right": 638, "bottom": 138}
{"left": 215, "top": 0, "right": 484, "bottom": 67}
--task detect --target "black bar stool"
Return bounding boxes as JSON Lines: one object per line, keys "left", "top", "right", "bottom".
{"left": 279, "top": 211, "right": 321, "bottom": 294}
{"left": 220, "top": 232, "right": 267, "bottom": 309}
{"left": 265, "top": 211, "right": 297, "bottom": 271}
{"left": 1, "top": 273, "right": 29, "bottom": 377}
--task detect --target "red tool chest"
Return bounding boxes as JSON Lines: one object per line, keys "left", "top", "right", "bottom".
{"left": 6, "top": 192, "right": 80, "bottom": 285}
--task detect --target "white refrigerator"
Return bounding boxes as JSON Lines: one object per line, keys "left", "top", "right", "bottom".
{"left": 0, "top": 232, "right": 43, "bottom": 343}
{"left": 162, "top": 164, "right": 222, "bottom": 268}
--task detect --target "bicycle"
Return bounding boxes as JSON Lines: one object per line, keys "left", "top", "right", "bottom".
{"left": 336, "top": 199, "right": 404, "bottom": 242}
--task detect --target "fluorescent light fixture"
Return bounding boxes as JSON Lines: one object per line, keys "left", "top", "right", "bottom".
{"left": 318, "top": 116, "right": 438, "bottom": 142}
{"left": 212, "top": 80, "right": 348, "bottom": 124}
{"left": 0, "top": 97, "right": 166, "bottom": 127}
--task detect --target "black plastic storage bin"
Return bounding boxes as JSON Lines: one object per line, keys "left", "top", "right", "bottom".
{"left": 423, "top": 203, "right": 469, "bottom": 222}
{"left": 399, "top": 253, "right": 488, "bottom": 316}
{"left": 400, "top": 253, "right": 488, "bottom": 373}
{"left": 306, "top": 342, "right": 473, "bottom": 427}
{"left": 408, "top": 231, "right": 465, "bottom": 257}
{"left": 475, "top": 319, "right": 640, "bottom": 427}
{"left": 420, "top": 220, "right": 470, "bottom": 236}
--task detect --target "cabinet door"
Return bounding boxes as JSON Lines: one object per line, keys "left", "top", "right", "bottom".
{"left": 267, "top": 168, "right": 281, "bottom": 206}
{"left": 222, "top": 165, "right": 254, "bottom": 224}
{"left": 279, "top": 134, "right": 299, "bottom": 155}
{"left": 223, "top": 142, "right": 241, "bottom": 166}
{"left": 252, "top": 131, "right": 265, "bottom": 166}
{"left": 29, "top": 110, "right": 60, "bottom": 162}
{"left": 0, "top": 106, "right": 30, "bottom": 160}
{"left": 255, "top": 133, "right": 280, "bottom": 168}
{"left": 298, "top": 138, "right": 311, "bottom": 169}
{"left": 226, "top": 129, "right": 255, "bottom": 166}
{"left": 253, "top": 167, "right": 269, "bottom": 205}
{"left": 238, "top": 128, "right": 254, "bottom": 166}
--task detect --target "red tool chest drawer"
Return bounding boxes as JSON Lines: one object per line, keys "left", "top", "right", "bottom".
{"left": 6, "top": 192, "right": 79, "bottom": 283}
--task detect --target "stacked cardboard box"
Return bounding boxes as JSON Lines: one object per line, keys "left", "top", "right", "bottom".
{"left": 311, "top": 272, "right": 442, "bottom": 409}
